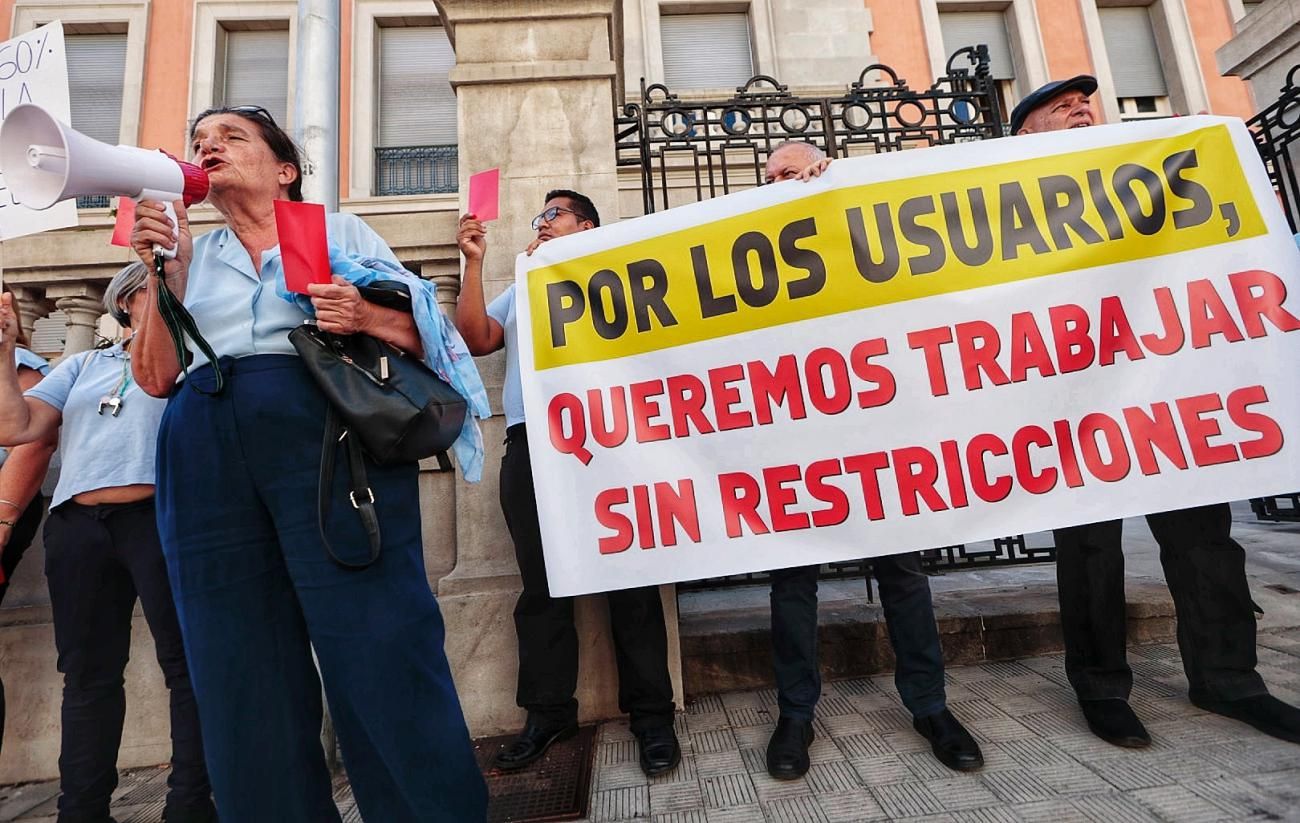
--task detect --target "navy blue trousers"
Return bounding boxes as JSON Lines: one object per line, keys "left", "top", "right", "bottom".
{"left": 156, "top": 355, "right": 486, "bottom": 823}
{"left": 770, "top": 553, "right": 947, "bottom": 721}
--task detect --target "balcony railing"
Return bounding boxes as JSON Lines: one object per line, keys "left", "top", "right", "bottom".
{"left": 76, "top": 195, "right": 111, "bottom": 209}
{"left": 375, "top": 145, "right": 458, "bottom": 196}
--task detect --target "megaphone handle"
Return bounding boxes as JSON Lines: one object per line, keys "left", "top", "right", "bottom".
{"left": 154, "top": 200, "right": 179, "bottom": 260}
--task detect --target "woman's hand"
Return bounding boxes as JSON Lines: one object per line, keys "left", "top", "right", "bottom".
{"left": 309, "top": 276, "right": 372, "bottom": 335}
{"left": 131, "top": 200, "right": 193, "bottom": 283}
{"left": 458, "top": 214, "right": 487, "bottom": 262}
{"left": 0, "top": 294, "right": 19, "bottom": 356}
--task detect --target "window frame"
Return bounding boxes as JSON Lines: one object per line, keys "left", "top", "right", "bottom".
{"left": 1080, "top": 0, "right": 1209, "bottom": 122}
{"left": 920, "top": 0, "right": 1049, "bottom": 108}
{"left": 189, "top": 0, "right": 297, "bottom": 134}
{"left": 12, "top": 1, "right": 149, "bottom": 147}
{"left": 350, "top": 0, "right": 458, "bottom": 200}
{"left": 636, "top": 1, "right": 777, "bottom": 95}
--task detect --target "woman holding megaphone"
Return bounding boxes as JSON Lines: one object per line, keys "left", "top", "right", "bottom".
{"left": 127, "top": 106, "right": 486, "bottom": 822}
{"left": 0, "top": 265, "right": 216, "bottom": 823}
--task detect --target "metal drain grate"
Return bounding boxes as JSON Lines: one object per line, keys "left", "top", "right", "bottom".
{"left": 473, "top": 726, "right": 596, "bottom": 823}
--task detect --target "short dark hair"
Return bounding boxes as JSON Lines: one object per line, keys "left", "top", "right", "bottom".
{"left": 545, "top": 189, "right": 600, "bottom": 227}
{"left": 190, "top": 106, "right": 305, "bottom": 201}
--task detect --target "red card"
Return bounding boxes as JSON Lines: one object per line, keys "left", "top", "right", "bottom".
{"left": 109, "top": 197, "right": 135, "bottom": 247}
{"left": 468, "top": 168, "right": 500, "bottom": 222}
{"left": 274, "top": 200, "right": 331, "bottom": 294}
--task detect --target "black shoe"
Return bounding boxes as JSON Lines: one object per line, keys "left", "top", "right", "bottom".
{"left": 1191, "top": 693, "right": 1300, "bottom": 744}
{"left": 766, "top": 716, "right": 814, "bottom": 780}
{"left": 913, "top": 708, "right": 984, "bottom": 771}
{"left": 1079, "top": 698, "right": 1150, "bottom": 748}
{"left": 163, "top": 803, "right": 217, "bottom": 823}
{"left": 635, "top": 724, "right": 681, "bottom": 776}
{"left": 493, "top": 719, "right": 578, "bottom": 771}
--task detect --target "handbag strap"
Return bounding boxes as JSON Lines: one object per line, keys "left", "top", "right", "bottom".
{"left": 318, "top": 405, "right": 382, "bottom": 569}
{"left": 154, "top": 252, "right": 225, "bottom": 395}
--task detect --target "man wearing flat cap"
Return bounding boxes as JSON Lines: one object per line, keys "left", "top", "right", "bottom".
{"left": 1011, "top": 77, "right": 1300, "bottom": 749}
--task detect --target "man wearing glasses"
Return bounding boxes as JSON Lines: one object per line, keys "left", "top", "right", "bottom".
{"left": 455, "top": 191, "right": 680, "bottom": 776}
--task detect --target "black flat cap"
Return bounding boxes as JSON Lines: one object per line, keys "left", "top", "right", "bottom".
{"left": 1009, "top": 75, "right": 1098, "bottom": 134}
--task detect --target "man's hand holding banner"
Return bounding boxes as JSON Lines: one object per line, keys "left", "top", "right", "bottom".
{"left": 517, "top": 116, "right": 1300, "bottom": 597}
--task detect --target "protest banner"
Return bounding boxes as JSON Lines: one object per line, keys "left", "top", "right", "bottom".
{"left": 0, "top": 21, "right": 75, "bottom": 242}
{"left": 516, "top": 116, "right": 1300, "bottom": 597}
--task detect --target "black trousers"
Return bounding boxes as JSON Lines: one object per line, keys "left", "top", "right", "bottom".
{"left": 44, "top": 499, "right": 211, "bottom": 822}
{"left": 500, "top": 424, "right": 675, "bottom": 733}
{"left": 0, "top": 494, "right": 45, "bottom": 756}
{"left": 770, "top": 553, "right": 947, "bottom": 721}
{"left": 1054, "top": 502, "right": 1266, "bottom": 703}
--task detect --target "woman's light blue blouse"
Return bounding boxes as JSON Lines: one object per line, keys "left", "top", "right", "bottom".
{"left": 182, "top": 211, "right": 393, "bottom": 369}
{"left": 25, "top": 342, "right": 166, "bottom": 508}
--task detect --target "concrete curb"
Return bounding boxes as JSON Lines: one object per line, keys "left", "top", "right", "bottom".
{"left": 680, "top": 580, "right": 1178, "bottom": 698}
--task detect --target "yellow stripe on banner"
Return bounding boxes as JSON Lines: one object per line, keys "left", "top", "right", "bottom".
{"left": 528, "top": 125, "right": 1265, "bottom": 370}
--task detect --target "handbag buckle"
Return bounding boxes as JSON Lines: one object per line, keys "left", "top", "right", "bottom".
{"left": 350, "top": 488, "right": 375, "bottom": 509}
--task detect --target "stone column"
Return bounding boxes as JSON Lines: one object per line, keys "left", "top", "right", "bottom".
{"left": 431, "top": 0, "right": 683, "bottom": 736}
{"left": 7, "top": 286, "right": 54, "bottom": 342}
{"left": 48, "top": 287, "right": 106, "bottom": 356}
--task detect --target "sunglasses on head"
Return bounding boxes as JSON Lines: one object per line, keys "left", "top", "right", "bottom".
{"left": 193, "top": 104, "right": 277, "bottom": 127}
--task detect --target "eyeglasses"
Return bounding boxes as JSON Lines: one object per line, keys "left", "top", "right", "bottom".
{"left": 193, "top": 104, "right": 277, "bottom": 127}
{"left": 531, "top": 206, "right": 585, "bottom": 231}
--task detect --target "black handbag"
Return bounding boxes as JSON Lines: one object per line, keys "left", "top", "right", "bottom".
{"left": 288, "top": 281, "right": 467, "bottom": 569}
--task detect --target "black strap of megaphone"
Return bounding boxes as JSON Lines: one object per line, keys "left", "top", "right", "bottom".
{"left": 153, "top": 251, "right": 224, "bottom": 395}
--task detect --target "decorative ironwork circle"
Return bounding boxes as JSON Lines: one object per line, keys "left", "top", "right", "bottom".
{"left": 895, "top": 100, "right": 927, "bottom": 128}
{"left": 779, "top": 104, "right": 813, "bottom": 133}
{"left": 949, "top": 97, "right": 979, "bottom": 125}
{"left": 1277, "top": 90, "right": 1300, "bottom": 129}
{"left": 661, "top": 110, "right": 695, "bottom": 138}
{"left": 842, "top": 103, "right": 872, "bottom": 132}
{"left": 721, "top": 107, "right": 752, "bottom": 135}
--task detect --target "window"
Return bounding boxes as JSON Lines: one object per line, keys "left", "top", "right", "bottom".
{"left": 1098, "top": 6, "right": 1170, "bottom": 120}
{"left": 215, "top": 26, "right": 290, "bottom": 126}
{"left": 660, "top": 12, "right": 754, "bottom": 91}
{"left": 939, "top": 10, "right": 1017, "bottom": 118}
{"left": 66, "top": 32, "right": 128, "bottom": 208}
{"left": 374, "top": 24, "right": 457, "bottom": 196}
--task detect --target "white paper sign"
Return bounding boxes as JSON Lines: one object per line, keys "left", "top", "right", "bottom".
{"left": 516, "top": 117, "right": 1300, "bottom": 596}
{"left": 0, "top": 22, "right": 76, "bottom": 241}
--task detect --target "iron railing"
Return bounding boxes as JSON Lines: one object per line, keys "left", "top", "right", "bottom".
{"left": 679, "top": 537, "right": 1055, "bottom": 595}
{"left": 1246, "top": 66, "right": 1300, "bottom": 522}
{"left": 616, "top": 46, "right": 1005, "bottom": 215}
{"left": 375, "top": 145, "right": 458, "bottom": 196}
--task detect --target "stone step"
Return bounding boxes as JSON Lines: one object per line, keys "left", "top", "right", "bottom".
{"left": 679, "top": 579, "right": 1178, "bottom": 698}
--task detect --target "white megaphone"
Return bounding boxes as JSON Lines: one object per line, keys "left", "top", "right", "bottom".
{"left": 0, "top": 103, "right": 208, "bottom": 257}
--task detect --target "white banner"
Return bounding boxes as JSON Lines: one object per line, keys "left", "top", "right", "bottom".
{"left": 517, "top": 117, "right": 1300, "bottom": 596}
{"left": 0, "top": 22, "right": 75, "bottom": 242}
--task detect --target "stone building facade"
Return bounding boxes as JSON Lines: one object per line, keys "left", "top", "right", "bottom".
{"left": 0, "top": 0, "right": 1280, "bottom": 782}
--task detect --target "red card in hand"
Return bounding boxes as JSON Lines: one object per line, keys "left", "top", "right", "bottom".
{"left": 109, "top": 197, "right": 135, "bottom": 247}
{"left": 274, "top": 200, "right": 331, "bottom": 294}
{"left": 468, "top": 168, "right": 500, "bottom": 222}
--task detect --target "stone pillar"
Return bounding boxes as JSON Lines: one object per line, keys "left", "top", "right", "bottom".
{"left": 48, "top": 287, "right": 105, "bottom": 356}
{"left": 7, "top": 286, "right": 54, "bottom": 341}
{"left": 431, "top": 0, "right": 683, "bottom": 736}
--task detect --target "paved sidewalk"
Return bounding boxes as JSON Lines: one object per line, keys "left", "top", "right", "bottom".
{"left": 3, "top": 629, "right": 1298, "bottom": 822}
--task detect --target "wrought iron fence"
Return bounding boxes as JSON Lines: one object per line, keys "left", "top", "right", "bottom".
{"left": 616, "top": 46, "right": 1005, "bottom": 215}
{"left": 618, "top": 48, "right": 1062, "bottom": 585}
{"left": 1246, "top": 66, "right": 1300, "bottom": 522}
{"left": 375, "top": 145, "right": 458, "bottom": 196}
{"left": 679, "top": 537, "right": 1055, "bottom": 594}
